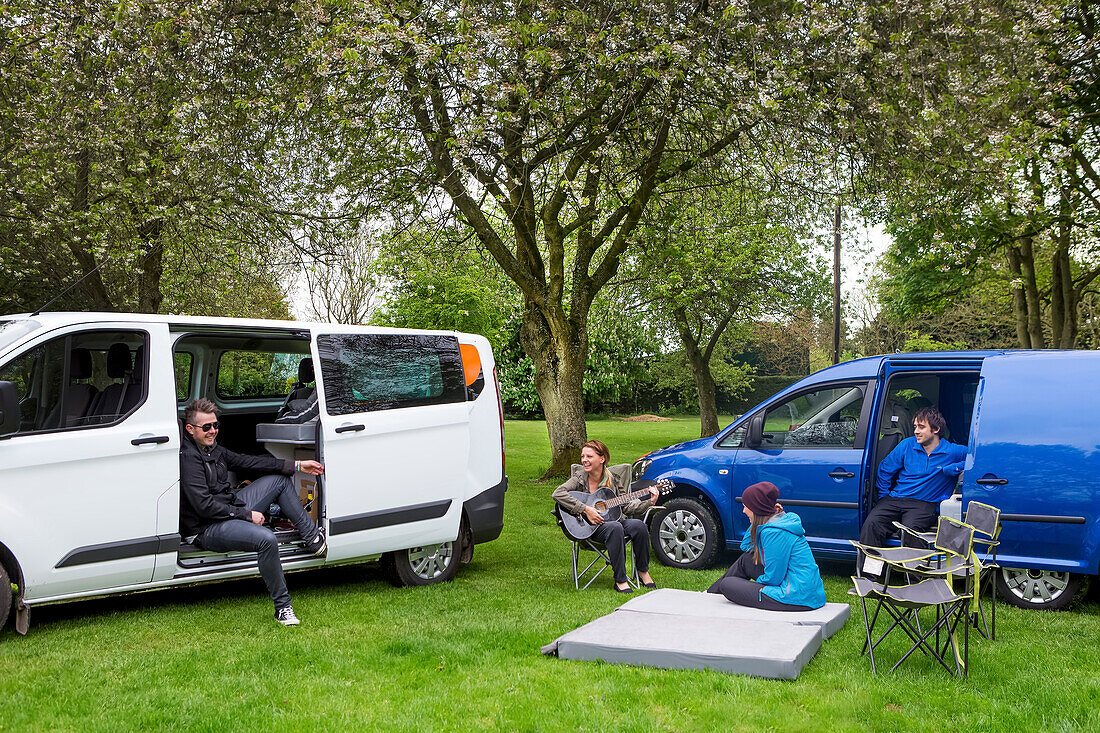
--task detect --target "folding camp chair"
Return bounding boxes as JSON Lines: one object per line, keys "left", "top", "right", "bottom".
{"left": 552, "top": 506, "right": 642, "bottom": 589}
{"left": 850, "top": 516, "right": 977, "bottom": 676}
{"left": 895, "top": 501, "right": 1001, "bottom": 639}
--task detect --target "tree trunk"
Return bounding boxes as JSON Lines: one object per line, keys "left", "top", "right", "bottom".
{"left": 1051, "top": 183, "right": 1078, "bottom": 348}
{"left": 67, "top": 146, "right": 115, "bottom": 311}
{"left": 672, "top": 306, "right": 720, "bottom": 439}
{"left": 1018, "top": 235, "right": 1046, "bottom": 348}
{"left": 1005, "top": 245, "right": 1031, "bottom": 348}
{"left": 137, "top": 220, "right": 165, "bottom": 313}
{"left": 519, "top": 298, "right": 589, "bottom": 479}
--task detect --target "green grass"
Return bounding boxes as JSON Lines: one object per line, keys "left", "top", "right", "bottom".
{"left": 3, "top": 417, "right": 1100, "bottom": 731}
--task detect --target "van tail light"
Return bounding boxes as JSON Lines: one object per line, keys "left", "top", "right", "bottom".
{"left": 494, "top": 365, "right": 505, "bottom": 474}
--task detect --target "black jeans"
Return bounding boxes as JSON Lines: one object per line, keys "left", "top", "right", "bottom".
{"left": 706, "top": 552, "right": 812, "bottom": 611}
{"left": 859, "top": 497, "right": 938, "bottom": 548}
{"left": 591, "top": 518, "right": 650, "bottom": 584}
{"left": 198, "top": 474, "right": 319, "bottom": 611}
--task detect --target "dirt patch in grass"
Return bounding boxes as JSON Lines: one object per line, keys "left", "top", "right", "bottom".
{"left": 615, "top": 414, "right": 671, "bottom": 422}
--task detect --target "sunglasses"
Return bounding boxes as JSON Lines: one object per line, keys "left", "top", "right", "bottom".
{"left": 190, "top": 421, "right": 220, "bottom": 432}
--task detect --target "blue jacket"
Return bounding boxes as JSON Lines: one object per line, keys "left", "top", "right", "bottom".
{"left": 740, "top": 512, "right": 827, "bottom": 609}
{"left": 876, "top": 436, "right": 967, "bottom": 503}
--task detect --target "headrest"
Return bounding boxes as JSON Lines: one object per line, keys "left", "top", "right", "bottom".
{"left": 106, "top": 343, "right": 132, "bottom": 379}
{"left": 131, "top": 345, "right": 145, "bottom": 383}
{"left": 70, "top": 348, "right": 92, "bottom": 380}
{"left": 298, "top": 357, "right": 314, "bottom": 383}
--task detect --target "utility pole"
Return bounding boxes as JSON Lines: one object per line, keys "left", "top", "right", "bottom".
{"left": 833, "top": 202, "right": 841, "bottom": 365}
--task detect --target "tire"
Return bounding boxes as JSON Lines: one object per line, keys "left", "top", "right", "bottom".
{"left": 651, "top": 497, "right": 721, "bottom": 570}
{"left": 996, "top": 567, "right": 1087, "bottom": 611}
{"left": 385, "top": 539, "right": 462, "bottom": 587}
{"left": 0, "top": 564, "right": 10, "bottom": 631}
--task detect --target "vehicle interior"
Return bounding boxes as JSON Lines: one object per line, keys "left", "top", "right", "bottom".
{"left": 173, "top": 329, "right": 322, "bottom": 571}
{"left": 0, "top": 330, "right": 149, "bottom": 433}
{"left": 871, "top": 370, "right": 980, "bottom": 497}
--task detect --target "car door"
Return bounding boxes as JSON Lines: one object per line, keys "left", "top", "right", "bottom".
{"left": 0, "top": 322, "right": 180, "bottom": 600}
{"left": 730, "top": 380, "right": 874, "bottom": 553}
{"left": 312, "top": 327, "right": 470, "bottom": 561}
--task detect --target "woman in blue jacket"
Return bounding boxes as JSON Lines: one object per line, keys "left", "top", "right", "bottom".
{"left": 707, "top": 481, "right": 827, "bottom": 611}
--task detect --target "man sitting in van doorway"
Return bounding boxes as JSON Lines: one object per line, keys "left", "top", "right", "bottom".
{"left": 179, "top": 398, "right": 326, "bottom": 626}
{"left": 859, "top": 406, "right": 966, "bottom": 568}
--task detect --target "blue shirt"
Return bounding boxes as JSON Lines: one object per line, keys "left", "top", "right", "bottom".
{"left": 876, "top": 436, "right": 967, "bottom": 504}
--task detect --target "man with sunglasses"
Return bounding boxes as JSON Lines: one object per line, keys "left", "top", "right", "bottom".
{"left": 179, "top": 398, "right": 326, "bottom": 626}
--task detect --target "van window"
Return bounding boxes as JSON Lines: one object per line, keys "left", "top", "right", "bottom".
{"left": 216, "top": 350, "right": 300, "bottom": 400}
{"left": 174, "top": 352, "right": 193, "bottom": 402}
{"left": 760, "top": 384, "right": 865, "bottom": 448}
{"left": 318, "top": 333, "right": 466, "bottom": 414}
{"left": 0, "top": 330, "right": 148, "bottom": 433}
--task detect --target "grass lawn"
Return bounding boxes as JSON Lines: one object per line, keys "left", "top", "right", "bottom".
{"left": 3, "top": 417, "right": 1100, "bottom": 731}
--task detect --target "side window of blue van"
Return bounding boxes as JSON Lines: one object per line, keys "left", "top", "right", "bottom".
{"left": 760, "top": 384, "right": 865, "bottom": 449}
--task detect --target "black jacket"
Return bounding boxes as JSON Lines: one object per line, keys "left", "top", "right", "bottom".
{"left": 179, "top": 437, "right": 293, "bottom": 537}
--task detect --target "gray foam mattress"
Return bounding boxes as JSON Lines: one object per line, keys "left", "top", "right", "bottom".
{"left": 618, "top": 588, "right": 851, "bottom": 639}
{"left": 542, "top": 609, "right": 822, "bottom": 680}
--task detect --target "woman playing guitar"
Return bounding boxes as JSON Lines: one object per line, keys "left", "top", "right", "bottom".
{"left": 552, "top": 439, "right": 658, "bottom": 593}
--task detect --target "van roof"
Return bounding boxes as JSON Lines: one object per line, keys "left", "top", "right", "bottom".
{"left": 0, "top": 311, "right": 463, "bottom": 337}
{"left": 794, "top": 349, "right": 1085, "bottom": 385}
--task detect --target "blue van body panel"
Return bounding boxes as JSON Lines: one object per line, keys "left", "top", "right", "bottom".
{"left": 963, "top": 351, "right": 1100, "bottom": 574}
{"left": 641, "top": 349, "right": 1100, "bottom": 577}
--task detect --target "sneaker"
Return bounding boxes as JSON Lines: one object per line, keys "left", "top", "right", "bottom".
{"left": 275, "top": 606, "right": 300, "bottom": 626}
{"left": 304, "top": 528, "right": 327, "bottom": 556}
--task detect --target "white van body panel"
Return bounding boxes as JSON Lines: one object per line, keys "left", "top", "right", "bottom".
{"left": 0, "top": 313, "right": 506, "bottom": 613}
{"left": 1, "top": 321, "right": 180, "bottom": 602}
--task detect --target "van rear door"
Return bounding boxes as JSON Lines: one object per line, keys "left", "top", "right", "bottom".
{"left": 965, "top": 352, "right": 1100, "bottom": 572}
{"left": 312, "top": 328, "right": 470, "bottom": 561}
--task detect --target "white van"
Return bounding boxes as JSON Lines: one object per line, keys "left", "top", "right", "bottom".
{"left": 0, "top": 313, "right": 507, "bottom": 633}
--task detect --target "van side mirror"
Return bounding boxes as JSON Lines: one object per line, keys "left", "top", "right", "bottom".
{"left": 0, "top": 381, "right": 19, "bottom": 437}
{"left": 745, "top": 412, "right": 765, "bottom": 448}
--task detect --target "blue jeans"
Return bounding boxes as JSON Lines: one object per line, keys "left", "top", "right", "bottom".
{"left": 198, "top": 474, "right": 319, "bottom": 610}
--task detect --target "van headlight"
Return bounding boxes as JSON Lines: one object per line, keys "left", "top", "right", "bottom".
{"left": 632, "top": 458, "right": 652, "bottom": 482}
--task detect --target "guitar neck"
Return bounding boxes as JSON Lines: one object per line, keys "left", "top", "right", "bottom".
{"left": 601, "top": 487, "right": 654, "bottom": 509}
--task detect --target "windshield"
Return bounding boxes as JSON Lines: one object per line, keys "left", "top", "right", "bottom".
{"left": 0, "top": 319, "right": 41, "bottom": 355}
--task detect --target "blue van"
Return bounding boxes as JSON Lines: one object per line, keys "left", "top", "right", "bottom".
{"left": 634, "top": 350, "right": 1100, "bottom": 610}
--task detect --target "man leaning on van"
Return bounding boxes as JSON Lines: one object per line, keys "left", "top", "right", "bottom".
{"left": 179, "top": 398, "right": 326, "bottom": 626}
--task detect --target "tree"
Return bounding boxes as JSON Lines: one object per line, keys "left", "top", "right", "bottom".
{"left": 629, "top": 176, "right": 829, "bottom": 437}
{"left": 0, "top": 1, "right": 322, "bottom": 315}
{"left": 306, "top": 0, "right": 1054, "bottom": 474}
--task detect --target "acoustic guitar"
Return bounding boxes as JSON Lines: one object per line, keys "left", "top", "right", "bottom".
{"left": 559, "top": 478, "right": 674, "bottom": 541}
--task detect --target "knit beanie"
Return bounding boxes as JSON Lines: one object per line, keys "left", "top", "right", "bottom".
{"left": 742, "top": 481, "right": 780, "bottom": 517}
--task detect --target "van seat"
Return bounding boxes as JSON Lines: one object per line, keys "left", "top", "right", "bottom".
{"left": 87, "top": 343, "right": 142, "bottom": 423}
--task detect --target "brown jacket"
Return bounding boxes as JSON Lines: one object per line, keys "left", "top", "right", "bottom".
{"left": 552, "top": 463, "right": 653, "bottom": 518}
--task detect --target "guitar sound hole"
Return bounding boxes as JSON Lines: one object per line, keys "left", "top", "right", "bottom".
{"left": 594, "top": 502, "right": 607, "bottom": 512}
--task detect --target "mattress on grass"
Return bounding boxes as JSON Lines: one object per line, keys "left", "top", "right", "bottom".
{"left": 618, "top": 588, "right": 851, "bottom": 639}
{"left": 541, "top": 609, "right": 822, "bottom": 680}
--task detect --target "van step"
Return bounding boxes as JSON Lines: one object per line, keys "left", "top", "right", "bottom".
{"left": 177, "top": 528, "right": 307, "bottom": 569}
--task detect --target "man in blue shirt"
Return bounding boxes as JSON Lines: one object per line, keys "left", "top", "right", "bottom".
{"left": 859, "top": 406, "right": 967, "bottom": 551}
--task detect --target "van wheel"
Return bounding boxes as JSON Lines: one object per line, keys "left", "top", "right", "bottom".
{"left": 996, "top": 567, "right": 1086, "bottom": 610}
{"left": 385, "top": 540, "right": 461, "bottom": 587}
{"left": 0, "top": 564, "right": 11, "bottom": 630}
{"left": 651, "top": 498, "right": 720, "bottom": 570}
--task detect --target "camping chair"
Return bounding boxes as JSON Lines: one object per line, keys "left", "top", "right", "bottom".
{"left": 850, "top": 516, "right": 977, "bottom": 676}
{"left": 894, "top": 501, "right": 1002, "bottom": 639}
{"left": 552, "top": 505, "right": 646, "bottom": 589}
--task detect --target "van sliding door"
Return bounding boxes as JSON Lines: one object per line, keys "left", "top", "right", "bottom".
{"left": 313, "top": 329, "right": 470, "bottom": 561}
{"left": 967, "top": 353, "right": 1097, "bottom": 572}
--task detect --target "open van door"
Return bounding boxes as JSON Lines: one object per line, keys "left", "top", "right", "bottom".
{"left": 311, "top": 327, "right": 470, "bottom": 563}
{"left": 966, "top": 351, "right": 1100, "bottom": 607}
